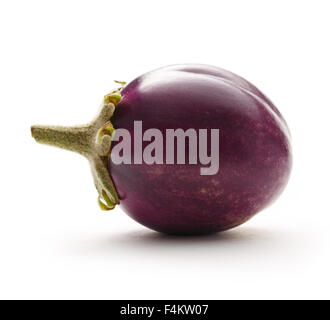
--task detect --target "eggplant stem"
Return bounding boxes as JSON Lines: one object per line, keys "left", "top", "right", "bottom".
{"left": 31, "top": 95, "right": 121, "bottom": 209}
{"left": 31, "top": 125, "right": 92, "bottom": 156}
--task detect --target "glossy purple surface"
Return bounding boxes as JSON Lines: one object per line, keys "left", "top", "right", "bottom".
{"left": 109, "top": 64, "right": 292, "bottom": 234}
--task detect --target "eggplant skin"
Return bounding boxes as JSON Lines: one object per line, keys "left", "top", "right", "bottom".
{"left": 109, "top": 64, "right": 292, "bottom": 235}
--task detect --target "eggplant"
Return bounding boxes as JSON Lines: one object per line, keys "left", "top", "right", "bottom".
{"left": 32, "top": 64, "right": 292, "bottom": 234}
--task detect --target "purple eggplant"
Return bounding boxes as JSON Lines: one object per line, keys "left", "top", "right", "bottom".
{"left": 31, "top": 64, "right": 292, "bottom": 235}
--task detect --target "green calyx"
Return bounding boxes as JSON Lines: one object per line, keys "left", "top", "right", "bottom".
{"left": 31, "top": 85, "right": 125, "bottom": 211}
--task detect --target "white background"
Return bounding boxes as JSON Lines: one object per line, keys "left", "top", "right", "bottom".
{"left": 0, "top": 0, "right": 329, "bottom": 300}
